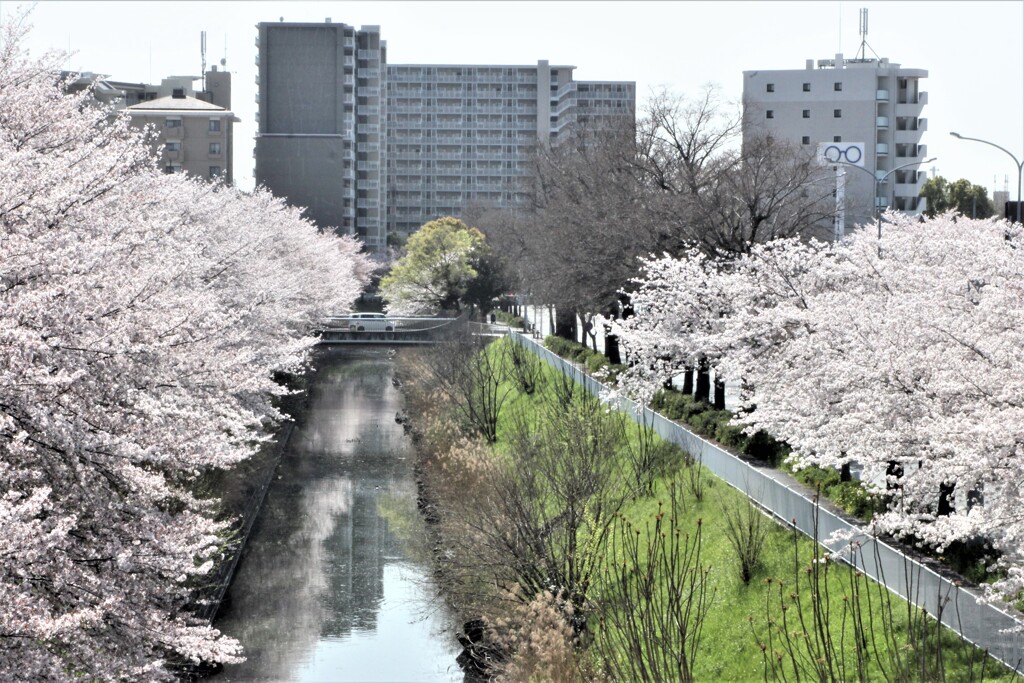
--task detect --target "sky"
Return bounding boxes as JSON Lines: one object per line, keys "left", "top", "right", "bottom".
{"left": 5, "top": 0, "right": 1023, "bottom": 198}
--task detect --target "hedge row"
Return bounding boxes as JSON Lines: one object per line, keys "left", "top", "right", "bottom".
{"left": 543, "top": 335, "right": 626, "bottom": 385}
{"left": 648, "top": 389, "right": 879, "bottom": 519}
{"left": 493, "top": 309, "right": 525, "bottom": 328}
{"left": 647, "top": 390, "right": 788, "bottom": 465}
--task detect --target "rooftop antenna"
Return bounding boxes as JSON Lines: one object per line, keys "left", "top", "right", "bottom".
{"left": 201, "top": 31, "right": 207, "bottom": 90}
{"left": 857, "top": 8, "right": 881, "bottom": 61}
{"left": 222, "top": 33, "right": 227, "bottom": 69}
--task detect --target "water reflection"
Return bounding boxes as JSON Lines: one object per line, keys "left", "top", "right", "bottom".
{"left": 212, "top": 347, "right": 461, "bottom": 682}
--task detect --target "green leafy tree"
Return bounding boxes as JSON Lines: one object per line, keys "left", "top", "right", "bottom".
{"left": 380, "top": 216, "right": 487, "bottom": 314}
{"left": 920, "top": 175, "right": 994, "bottom": 218}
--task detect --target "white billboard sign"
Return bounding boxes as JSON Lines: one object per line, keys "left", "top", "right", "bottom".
{"left": 818, "top": 142, "right": 865, "bottom": 167}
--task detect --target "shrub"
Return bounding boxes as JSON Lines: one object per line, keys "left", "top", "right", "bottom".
{"left": 790, "top": 464, "right": 840, "bottom": 492}
{"left": 542, "top": 335, "right": 626, "bottom": 386}
{"left": 722, "top": 498, "right": 769, "bottom": 584}
{"left": 830, "top": 481, "right": 879, "bottom": 520}
{"left": 585, "top": 351, "right": 609, "bottom": 375}
{"left": 714, "top": 421, "right": 749, "bottom": 451}
{"left": 686, "top": 409, "right": 731, "bottom": 440}
{"left": 650, "top": 389, "right": 705, "bottom": 422}
{"left": 743, "top": 430, "right": 789, "bottom": 467}
{"left": 494, "top": 310, "right": 525, "bottom": 328}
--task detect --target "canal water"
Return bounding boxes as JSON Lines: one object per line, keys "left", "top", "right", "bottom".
{"left": 211, "top": 347, "right": 463, "bottom": 682}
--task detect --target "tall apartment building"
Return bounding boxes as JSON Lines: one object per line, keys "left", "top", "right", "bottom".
{"left": 255, "top": 20, "right": 635, "bottom": 250}
{"left": 743, "top": 54, "right": 928, "bottom": 233}
{"left": 386, "top": 62, "right": 634, "bottom": 237}
{"left": 254, "top": 21, "right": 388, "bottom": 248}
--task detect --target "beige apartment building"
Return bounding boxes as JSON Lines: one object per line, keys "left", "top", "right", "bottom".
{"left": 127, "top": 89, "right": 238, "bottom": 183}
{"left": 67, "top": 67, "right": 239, "bottom": 184}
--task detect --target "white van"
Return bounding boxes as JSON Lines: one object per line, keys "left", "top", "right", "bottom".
{"left": 347, "top": 312, "right": 395, "bottom": 332}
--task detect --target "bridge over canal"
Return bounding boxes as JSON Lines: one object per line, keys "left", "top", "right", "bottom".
{"left": 317, "top": 313, "right": 464, "bottom": 345}
{"left": 317, "top": 313, "right": 505, "bottom": 345}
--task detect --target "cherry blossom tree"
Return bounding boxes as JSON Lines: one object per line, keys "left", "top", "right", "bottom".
{"left": 0, "top": 15, "right": 369, "bottom": 679}
{"left": 617, "top": 211, "right": 1024, "bottom": 601}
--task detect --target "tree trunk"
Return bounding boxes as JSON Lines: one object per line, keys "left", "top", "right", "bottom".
{"left": 582, "top": 315, "right": 597, "bottom": 351}
{"left": 713, "top": 376, "right": 726, "bottom": 410}
{"left": 604, "top": 325, "right": 622, "bottom": 365}
{"left": 937, "top": 482, "right": 955, "bottom": 516}
{"left": 555, "top": 306, "right": 575, "bottom": 340}
{"left": 695, "top": 358, "right": 711, "bottom": 404}
{"left": 681, "top": 366, "right": 693, "bottom": 395}
{"left": 839, "top": 462, "right": 852, "bottom": 482}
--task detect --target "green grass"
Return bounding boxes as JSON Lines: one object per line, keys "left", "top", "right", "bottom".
{"left": 481, "top": 337, "right": 1010, "bottom": 681}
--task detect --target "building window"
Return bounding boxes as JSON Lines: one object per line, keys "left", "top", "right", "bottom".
{"left": 802, "top": 136, "right": 811, "bottom": 145}
{"left": 834, "top": 109, "right": 842, "bottom": 118}
{"left": 833, "top": 135, "right": 842, "bottom": 142}
{"left": 165, "top": 119, "right": 182, "bottom": 128}
{"left": 766, "top": 83, "right": 775, "bottom": 92}
{"left": 802, "top": 109, "right": 810, "bottom": 118}
{"left": 209, "top": 143, "right": 222, "bottom": 154}
{"left": 209, "top": 166, "right": 222, "bottom": 177}
{"left": 164, "top": 141, "right": 181, "bottom": 152}
{"left": 163, "top": 164, "right": 181, "bottom": 174}
{"left": 766, "top": 110, "right": 774, "bottom": 119}
{"left": 803, "top": 82, "right": 811, "bottom": 92}
{"left": 209, "top": 118, "right": 221, "bottom": 132}
{"left": 834, "top": 82, "right": 843, "bottom": 91}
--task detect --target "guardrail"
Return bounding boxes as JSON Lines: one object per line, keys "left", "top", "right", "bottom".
{"left": 508, "top": 331, "right": 1024, "bottom": 672}
{"left": 317, "top": 314, "right": 467, "bottom": 345}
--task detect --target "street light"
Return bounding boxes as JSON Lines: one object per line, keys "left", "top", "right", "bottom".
{"left": 949, "top": 132, "right": 1023, "bottom": 225}
{"left": 834, "top": 157, "right": 937, "bottom": 240}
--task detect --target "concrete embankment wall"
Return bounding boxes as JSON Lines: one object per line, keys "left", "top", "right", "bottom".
{"left": 194, "top": 422, "right": 295, "bottom": 623}
{"left": 509, "top": 331, "right": 1024, "bottom": 672}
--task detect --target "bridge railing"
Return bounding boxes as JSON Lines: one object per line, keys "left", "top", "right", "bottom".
{"left": 316, "top": 313, "right": 469, "bottom": 344}
{"left": 508, "top": 330, "right": 1024, "bottom": 672}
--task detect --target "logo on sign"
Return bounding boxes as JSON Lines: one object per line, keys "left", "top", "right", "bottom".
{"left": 818, "top": 142, "right": 865, "bottom": 167}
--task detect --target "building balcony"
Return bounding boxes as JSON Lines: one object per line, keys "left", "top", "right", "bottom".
{"left": 897, "top": 91, "right": 928, "bottom": 106}
{"left": 876, "top": 89, "right": 889, "bottom": 101}
{"left": 895, "top": 117, "right": 927, "bottom": 132}
{"left": 895, "top": 144, "right": 926, "bottom": 159}
{"left": 876, "top": 116, "right": 889, "bottom": 128}
{"left": 895, "top": 97, "right": 926, "bottom": 117}
{"left": 894, "top": 129, "right": 924, "bottom": 144}
{"left": 894, "top": 196, "right": 922, "bottom": 213}
{"left": 876, "top": 143, "right": 889, "bottom": 155}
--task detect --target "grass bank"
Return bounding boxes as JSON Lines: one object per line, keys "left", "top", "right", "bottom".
{"left": 402, "top": 336, "right": 1013, "bottom": 681}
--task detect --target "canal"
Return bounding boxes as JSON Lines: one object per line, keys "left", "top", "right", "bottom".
{"left": 211, "top": 347, "right": 463, "bottom": 682}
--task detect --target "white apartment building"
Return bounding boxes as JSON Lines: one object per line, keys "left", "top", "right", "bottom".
{"left": 254, "top": 20, "right": 635, "bottom": 250}
{"left": 744, "top": 54, "right": 928, "bottom": 233}
{"left": 386, "top": 62, "right": 634, "bottom": 238}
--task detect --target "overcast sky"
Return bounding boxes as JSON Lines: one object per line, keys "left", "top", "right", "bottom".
{"left": 7, "top": 1, "right": 1024, "bottom": 198}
